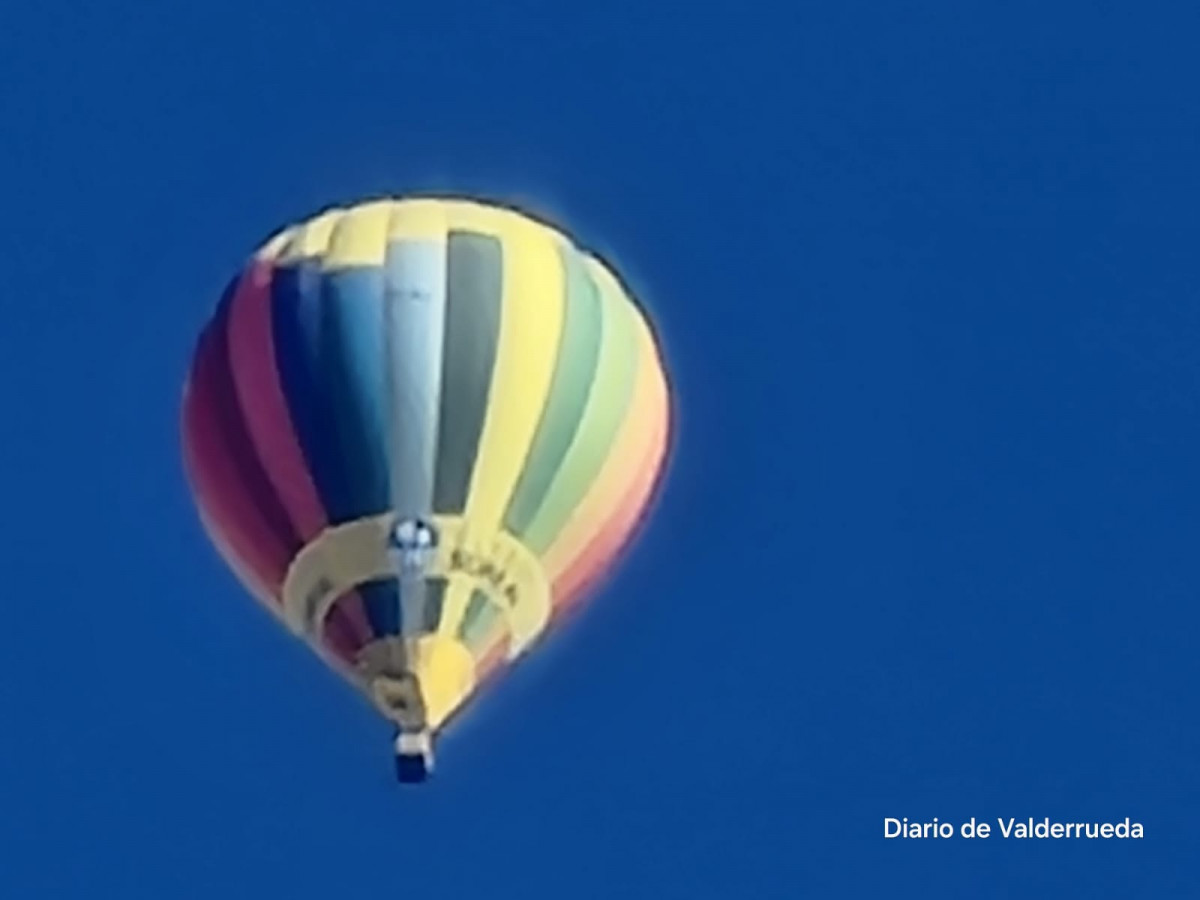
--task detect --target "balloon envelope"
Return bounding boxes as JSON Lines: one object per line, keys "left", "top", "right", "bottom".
{"left": 181, "top": 197, "right": 672, "bottom": 759}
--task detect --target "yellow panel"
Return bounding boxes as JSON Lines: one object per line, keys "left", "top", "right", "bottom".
{"left": 437, "top": 207, "right": 566, "bottom": 637}
{"left": 256, "top": 207, "right": 345, "bottom": 263}
{"left": 386, "top": 198, "right": 450, "bottom": 241}
{"left": 288, "top": 208, "right": 344, "bottom": 261}
{"left": 322, "top": 199, "right": 394, "bottom": 269}
{"left": 413, "top": 634, "right": 477, "bottom": 730}
{"left": 442, "top": 199, "right": 511, "bottom": 237}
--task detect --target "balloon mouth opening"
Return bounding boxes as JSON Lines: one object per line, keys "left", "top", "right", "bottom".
{"left": 372, "top": 673, "right": 422, "bottom": 716}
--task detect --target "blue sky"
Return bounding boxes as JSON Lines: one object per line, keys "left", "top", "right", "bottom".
{"left": 1, "top": 2, "right": 1196, "bottom": 896}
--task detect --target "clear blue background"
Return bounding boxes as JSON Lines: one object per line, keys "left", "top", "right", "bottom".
{"left": 1, "top": 2, "right": 1196, "bottom": 896}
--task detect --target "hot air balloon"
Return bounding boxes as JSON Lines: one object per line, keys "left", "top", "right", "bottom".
{"left": 180, "top": 197, "right": 672, "bottom": 781}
